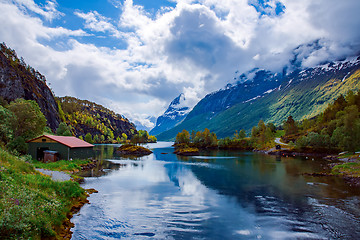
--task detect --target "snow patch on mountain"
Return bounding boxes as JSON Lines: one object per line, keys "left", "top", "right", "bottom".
{"left": 317, "top": 56, "right": 360, "bottom": 72}
{"left": 243, "top": 95, "right": 262, "bottom": 103}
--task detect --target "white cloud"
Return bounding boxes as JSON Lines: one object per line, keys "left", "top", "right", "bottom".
{"left": 120, "top": 0, "right": 152, "bottom": 29}
{"left": 1, "top": 0, "right": 360, "bottom": 128}
{"left": 74, "top": 10, "right": 124, "bottom": 38}
{"left": 106, "top": 97, "right": 168, "bottom": 130}
{"left": 12, "top": 0, "right": 63, "bottom": 21}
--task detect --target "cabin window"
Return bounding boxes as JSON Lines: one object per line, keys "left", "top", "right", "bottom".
{"left": 42, "top": 139, "right": 46, "bottom": 142}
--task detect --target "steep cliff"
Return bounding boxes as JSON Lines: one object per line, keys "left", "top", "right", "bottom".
{"left": 0, "top": 43, "right": 60, "bottom": 131}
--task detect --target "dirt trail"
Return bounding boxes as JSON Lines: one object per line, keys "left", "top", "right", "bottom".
{"left": 36, "top": 168, "right": 71, "bottom": 181}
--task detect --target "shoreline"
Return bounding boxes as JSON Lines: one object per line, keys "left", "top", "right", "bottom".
{"left": 38, "top": 160, "right": 101, "bottom": 239}
{"left": 255, "top": 148, "right": 360, "bottom": 187}
{"left": 255, "top": 148, "right": 330, "bottom": 158}
{"left": 55, "top": 188, "right": 98, "bottom": 239}
{"left": 57, "top": 162, "right": 100, "bottom": 239}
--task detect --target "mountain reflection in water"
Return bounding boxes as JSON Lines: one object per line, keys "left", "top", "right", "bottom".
{"left": 71, "top": 142, "right": 360, "bottom": 239}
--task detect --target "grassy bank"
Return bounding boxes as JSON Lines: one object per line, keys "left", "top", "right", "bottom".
{"left": 332, "top": 162, "right": 360, "bottom": 178}
{"left": 0, "top": 148, "right": 86, "bottom": 239}
{"left": 32, "top": 159, "right": 91, "bottom": 172}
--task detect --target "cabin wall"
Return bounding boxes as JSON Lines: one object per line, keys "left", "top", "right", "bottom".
{"left": 28, "top": 142, "right": 70, "bottom": 160}
{"left": 70, "top": 147, "right": 94, "bottom": 159}
{"left": 28, "top": 142, "right": 94, "bottom": 160}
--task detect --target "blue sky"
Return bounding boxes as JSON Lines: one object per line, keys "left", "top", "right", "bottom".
{"left": 1, "top": 0, "right": 360, "bottom": 130}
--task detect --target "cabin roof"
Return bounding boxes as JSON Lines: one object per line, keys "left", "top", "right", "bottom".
{"left": 28, "top": 135, "right": 94, "bottom": 148}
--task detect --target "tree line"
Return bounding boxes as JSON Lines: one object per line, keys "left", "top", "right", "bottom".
{"left": 175, "top": 90, "right": 360, "bottom": 153}
{"left": 285, "top": 90, "right": 360, "bottom": 152}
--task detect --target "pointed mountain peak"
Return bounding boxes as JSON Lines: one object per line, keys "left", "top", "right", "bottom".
{"left": 149, "top": 93, "right": 192, "bottom": 136}
{"left": 170, "top": 93, "right": 186, "bottom": 106}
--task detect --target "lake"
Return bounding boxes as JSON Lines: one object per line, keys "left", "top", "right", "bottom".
{"left": 71, "top": 142, "right": 360, "bottom": 239}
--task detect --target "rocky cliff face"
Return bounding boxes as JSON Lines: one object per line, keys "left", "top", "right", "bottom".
{"left": 150, "top": 93, "right": 191, "bottom": 136}
{"left": 0, "top": 44, "right": 60, "bottom": 131}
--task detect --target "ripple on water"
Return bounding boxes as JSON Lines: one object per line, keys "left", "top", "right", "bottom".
{"left": 133, "top": 232, "right": 156, "bottom": 237}
{"left": 191, "top": 156, "right": 237, "bottom": 159}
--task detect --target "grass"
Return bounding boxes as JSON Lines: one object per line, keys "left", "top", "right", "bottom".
{"left": 31, "top": 159, "right": 91, "bottom": 172}
{"left": 0, "top": 148, "right": 86, "bottom": 239}
{"left": 274, "top": 130, "right": 285, "bottom": 138}
{"left": 332, "top": 162, "right": 360, "bottom": 177}
{"left": 337, "top": 152, "right": 360, "bottom": 159}
{"left": 174, "top": 147, "right": 199, "bottom": 155}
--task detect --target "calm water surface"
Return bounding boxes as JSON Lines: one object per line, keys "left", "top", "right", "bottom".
{"left": 71, "top": 142, "right": 360, "bottom": 239}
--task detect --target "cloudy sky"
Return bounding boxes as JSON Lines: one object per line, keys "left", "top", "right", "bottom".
{"left": 1, "top": 0, "right": 360, "bottom": 129}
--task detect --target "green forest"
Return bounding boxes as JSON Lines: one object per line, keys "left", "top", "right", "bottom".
{"left": 57, "top": 96, "right": 156, "bottom": 144}
{"left": 283, "top": 90, "right": 360, "bottom": 152}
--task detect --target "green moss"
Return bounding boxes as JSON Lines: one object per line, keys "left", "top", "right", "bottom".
{"left": 0, "top": 148, "right": 86, "bottom": 239}
{"left": 332, "top": 162, "right": 360, "bottom": 177}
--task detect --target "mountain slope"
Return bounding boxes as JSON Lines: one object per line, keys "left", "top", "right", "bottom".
{"left": 157, "top": 56, "right": 360, "bottom": 140}
{"left": 58, "top": 96, "right": 137, "bottom": 141}
{"left": 150, "top": 93, "right": 191, "bottom": 136}
{"left": 0, "top": 43, "right": 60, "bottom": 131}
{"left": 187, "top": 70, "right": 283, "bottom": 119}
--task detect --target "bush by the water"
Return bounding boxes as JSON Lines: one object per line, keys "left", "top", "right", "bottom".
{"left": 116, "top": 144, "right": 152, "bottom": 156}
{"left": 173, "top": 143, "right": 199, "bottom": 156}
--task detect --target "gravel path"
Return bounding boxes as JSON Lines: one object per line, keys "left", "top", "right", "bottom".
{"left": 275, "top": 137, "right": 288, "bottom": 145}
{"left": 36, "top": 168, "right": 71, "bottom": 181}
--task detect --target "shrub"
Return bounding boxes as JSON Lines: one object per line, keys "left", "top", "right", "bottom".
{"left": 84, "top": 133, "right": 93, "bottom": 144}
{"left": 56, "top": 122, "right": 72, "bottom": 136}
{"left": 7, "top": 99, "right": 46, "bottom": 141}
{"left": 6, "top": 136, "right": 28, "bottom": 155}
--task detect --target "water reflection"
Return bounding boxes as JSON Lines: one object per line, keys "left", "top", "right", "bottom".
{"left": 71, "top": 143, "right": 360, "bottom": 239}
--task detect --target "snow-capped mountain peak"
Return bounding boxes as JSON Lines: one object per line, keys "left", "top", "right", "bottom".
{"left": 163, "top": 93, "right": 191, "bottom": 120}
{"left": 150, "top": 93, "right": 192, "bottom": 135}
